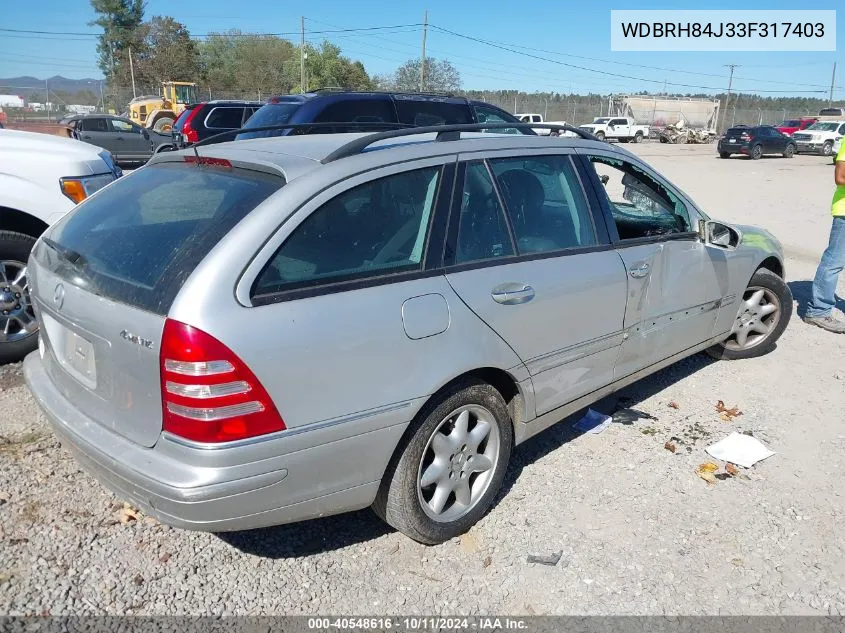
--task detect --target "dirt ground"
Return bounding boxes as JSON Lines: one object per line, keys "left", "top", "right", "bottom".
{"left": 1, "top": 142, "right": 843, "bottom": 616}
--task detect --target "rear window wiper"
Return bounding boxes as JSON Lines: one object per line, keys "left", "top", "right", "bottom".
{"left": 41, "top": 237, "right": 88, "bottom": 269}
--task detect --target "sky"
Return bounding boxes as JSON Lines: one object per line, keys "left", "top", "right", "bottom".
{"left": 0, "top": 0, "right": 843, "bottom": 98}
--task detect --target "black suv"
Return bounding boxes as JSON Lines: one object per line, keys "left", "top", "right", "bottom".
{"left": 717, "top": 125, "right": 796, "bottom": 160}
{"left": 171, "top": 100, "right": 263, "bottom": 148}
{"left": 236, "top": 91, "right": 532, "bottom": 140}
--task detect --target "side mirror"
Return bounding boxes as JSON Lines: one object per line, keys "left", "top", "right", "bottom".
{"left": 701, "top": 220, "right": 741, "bottom": 250}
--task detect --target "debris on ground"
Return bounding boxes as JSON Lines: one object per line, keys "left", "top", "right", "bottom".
{"left": 668, "top": 401, "right": 680, "bottom": 410}
{"left": 695, "top": 462, "right": 719, "bottom": 485}
{"left": 482, "top": 556, "right": 492, "bottom": 569}
{"left": 573, "top": 409, "right": 613, "bottom": 434}
{"left": 526, "top": 551, "right": 563, "bottom": 566}
{"left": 715, "top": 400, "right": 743, "bottom": 422}
{"left": 115, "top": 503, "right": 140, "bottom": 525}
{"left": 664, "top": 441, "right": 677, "bottom": 453}
{"left": 706, "top": 432, "right": 776, "bottom": 469}
{"left": 158, "top": 553, "right": 172, "bottom": 564}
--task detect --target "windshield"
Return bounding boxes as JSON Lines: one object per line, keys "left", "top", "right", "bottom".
{"left": 38, "top": 162, "right": 283, "bottom": 314}
{"left": 173, "top": 84, "right": 197, "bottom": 104}
{"left": 807, "top": 122, "right": 840, "bottom": 131}
{"left": 237, "top": 102, "right": 302, "bottom": 139}
{"left": 592, "top": 117, "right": 611, "bottom": 124}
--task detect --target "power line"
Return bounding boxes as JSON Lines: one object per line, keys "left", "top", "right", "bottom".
{"left": 0, "top": 24, "right": 424, "bottom": 38}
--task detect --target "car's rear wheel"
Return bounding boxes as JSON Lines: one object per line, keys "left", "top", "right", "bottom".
{"left": 822, "top": 141, "right": 834, "bottom": 156}
{"left": 633, "top": 132, "right": 643, "bottom": 143}
{"left": 783, "top": 143, "right": 795, "bottom": 158}
{"left": 750, "top": 144, "right": 763, "bottom": 160}
{"left": 705, "top": 269, "right": 792, "bottom": 361}
{"left": 373, "top": 379, "right": 513, "bottom": 544}
{"left": 0, "top": 231, "right": 38, "bottom": 364}
{"left": 719, "top": 152, "right": 730, "bottom": 159}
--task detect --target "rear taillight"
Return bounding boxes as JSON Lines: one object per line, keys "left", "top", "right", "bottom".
{"left": 181, "top": 106, "right": 202, "bottom": 143}
{"left": 160, "top": 319, "right": 285, "bottom": 443}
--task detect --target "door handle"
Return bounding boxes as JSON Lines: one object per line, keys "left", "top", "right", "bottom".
{"left": 491, "top": 283, "right": 535, "bottom": 305}
{"left": 628, "top": 262, "right": 650, "bottom": 278}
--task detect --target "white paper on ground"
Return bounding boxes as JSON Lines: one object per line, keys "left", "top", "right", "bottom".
{"left": 705, "top": 432, "right": 776, "bottom": 468}
{"left": 573, "top": 408, "right": 613, "bottom": 434}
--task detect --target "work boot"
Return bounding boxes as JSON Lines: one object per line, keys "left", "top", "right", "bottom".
{"left": 803, "top": 313, "right": 845, "bottom": 334}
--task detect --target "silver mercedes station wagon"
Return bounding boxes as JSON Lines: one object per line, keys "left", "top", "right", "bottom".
{"left": 24, "top": 124, "right": 792, "bottom": 544}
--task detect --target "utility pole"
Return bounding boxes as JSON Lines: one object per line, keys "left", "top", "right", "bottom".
{"left": 128, "top": 46, "right": 137, "bottom": 99}
{"left": 420, "top": 10, "right": 428, "bottom": 92}
{"left": 829, "top": 62, "right": 837, "bottom": 107}
{"left": 300, "top": 16, "right": 306, "bottom": 94}
{"left": 44, "top": 79, "right": 48, "bottom": 118}
{"left": 721, "top": 64, "right": 738, "bottom": 132}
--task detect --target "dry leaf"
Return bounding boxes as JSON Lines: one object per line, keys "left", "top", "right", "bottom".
{"left": 482, "top": 555, "right": 492, "bottom": 569}
{"left": 159, "top": 552, "right": 172, "bottom": 564}
{"left": 460, "top": 532, "right": 479, "bottom": 554}
{"left": 144, "top": 516, "right": 159, "bottom": 526}
{"left": 664, "top": 442, "right": 677, "bottom": 453}
{"left": 696, "top": 462, "right": 719, "bottom": 484}
{"left": 668, "top": 402, "right": 680, "bottom": 410}
{"left": 725, "top": 463, "right": 739, "bottom": 476}
{"left": 132, "top": 575, "right": 144, "bottom": 586}
{"left": 116, "top": 504, "right": 140, "bottom": 524}
{"left": 715, "top": 401, "right": 743, "bottom": 420}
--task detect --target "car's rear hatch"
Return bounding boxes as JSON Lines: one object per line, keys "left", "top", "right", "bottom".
{"left": 722, "top": 127, "right": 750, "bottom": 145}
{"left": 29, "top": 158, "right": 284, "bottom": 447}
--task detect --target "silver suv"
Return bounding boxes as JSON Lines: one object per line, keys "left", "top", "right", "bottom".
{"left": 24, "top": 124, "right": 792, "bottom": 544}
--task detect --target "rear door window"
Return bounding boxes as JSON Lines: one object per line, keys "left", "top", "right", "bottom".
{"left": 311, "top": 98, "right": 396, "bottom": 133}
{"left": 253, "top": 166, "right": 442, "bottom": 296}
{"left": 393, "top": 97, "right": 473, "bottom": 127}
{"left": 39, "top": 162, "right": 283, "bottom": 314}
{"left": 205, "top": 107, "right": 246, "bottom": 129}
{"left": 81, "top": 118, "right": 109, "bottom": 132}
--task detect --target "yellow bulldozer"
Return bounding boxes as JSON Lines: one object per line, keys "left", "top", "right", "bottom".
{"left": 127, "top": 81, "right": 198, "bottom": 132}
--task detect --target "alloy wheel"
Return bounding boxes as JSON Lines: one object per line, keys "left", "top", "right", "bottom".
{"left": 416, "top": 405, "right": 501, "bottom": 523}
{"left": 725, "top": 286, "right": 781, "bottom": 351}
{"left": 0, "top": 260, "right": 37, "bottom": 344}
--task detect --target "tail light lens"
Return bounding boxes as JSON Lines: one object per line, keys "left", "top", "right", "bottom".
{"left": 160, "top": 319, "right": 285, "bottom": 443}
{"left": 181, "top": 106, "right": 202, "bottom": 143}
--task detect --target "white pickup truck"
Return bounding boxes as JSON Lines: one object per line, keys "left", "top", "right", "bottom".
{"left": 0, "top": 129, "right": 122, "bottom": 363}
{"left": 578, "top": 117, "right": 649, "bottom": 143}
{"left": 791, "top": 120, "right": 845, "bottom": 156}
{"left": 515, "top": 113, "right": 574, "bottom": 136}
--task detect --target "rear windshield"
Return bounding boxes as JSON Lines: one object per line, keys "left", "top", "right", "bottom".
{"left": 237, "top": 102, "right": 301, "bottom": 139}
{"left": 781, "top": 120, "right": 800, "bottom": 127}
{"left": 37, "top": 162, "right": 283, "bottom": 314}
{"left": 172, "top": 106, "right": 195, "bottom": 133}
{"left": 393, "top": 98, "right": 473, "bottom": 126}
{"left": 726, "top": 127, "right": 749, "bottom": 135}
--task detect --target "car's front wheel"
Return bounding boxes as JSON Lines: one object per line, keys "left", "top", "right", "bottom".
{"left": 595, "top": 131, "right": 606, "bottom": 141}
{"left": 373, "top": 379, "right": 513, "bottom": 544}
{"left": 822, "top": 141, "right": 834, "bottom": 156}
{"left": 705, "top": 268, "right": 792, "bottom": 360}
{"left": 0, "top": 230, "right": 38, "bottom": 364}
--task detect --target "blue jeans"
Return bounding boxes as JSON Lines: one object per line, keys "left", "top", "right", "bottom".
{"left": 807, "top": 216, "right": 845, "bottom": 318}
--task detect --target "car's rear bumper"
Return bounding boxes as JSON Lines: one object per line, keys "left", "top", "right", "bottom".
{"left": 24, "top": 352, "right": 411, "bottom": 532}
{"left": 717, "top": 142, "right": 748, "bottom": 154}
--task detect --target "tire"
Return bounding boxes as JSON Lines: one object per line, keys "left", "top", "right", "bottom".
{"left": 750, "top": 144, "right": 763, "bottom": 160}
{"left": 153, "top": 117, "right": 174, "bottom": 133}
{"left": 633, "top": 132, "right": 643, "bottom": 143}
{"left": 705, "top": 268, "right": 792, "bottom": 361}
{"left": 719, "top": 152, "right": 730, "bottom": 159}
{"left": 0, "top": 230, "right": 39, "bottom": 365}
{"left": 783, "top": 143, "right": 795, "bottom": 158}
{"left": 595, "top": 131, "right": 606, "bottom": 141}
{"left": 822, "top": 141, "right": 833, "bottom": 157}
{"left": 373, "top": 379, "right": 514, "bottom": 544}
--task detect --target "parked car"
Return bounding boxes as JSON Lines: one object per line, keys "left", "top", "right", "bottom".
{"left": 775, "top": 117, "right": 817, "bottom": 136}
{"left": 0, "top": 129, "right": 121, "bottom": 363}
{"left": 819, "top": 107, "right": 845, "bottom": 117}
{"left": 64, "top": 114, "right": 172, "bottom": 165}
{"left": 24, "top": 124, "right": 791, "bottom": 544}
{"left": 578, "top": 117, "right": 649, "bottom": 143}
{"left": 792, "top": 120, "right": 845, "bottom": 156}
{"left": 718, "top": 125, "right": 796, "bottom": 159}
{"left": 168, "top": 100, "right": 263, "bottom": 149}
{"left": 236, "top": 91, "right": 531, "bottom": 140}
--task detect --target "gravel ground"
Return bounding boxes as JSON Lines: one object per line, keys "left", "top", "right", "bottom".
{"left": 1, "top": 143, "right": 844, "bottom": 616}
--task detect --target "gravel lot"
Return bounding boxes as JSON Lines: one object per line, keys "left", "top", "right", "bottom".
{"left": 1, "top": 143, "right": 844, "bottom": 616}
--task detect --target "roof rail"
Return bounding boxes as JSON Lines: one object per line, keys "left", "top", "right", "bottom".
{"left": 320, "top": 122, "right": 599, "bottom": 163}
{"left": 192, "top": 121, "right": 414, "bottom": 148}
{"left": 308, "top": 88, "right": 456, "bottom": 98}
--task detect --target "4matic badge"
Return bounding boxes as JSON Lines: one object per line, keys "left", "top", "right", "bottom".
{"left": 120, "top": 329, "right": 154, "bottom": 350}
